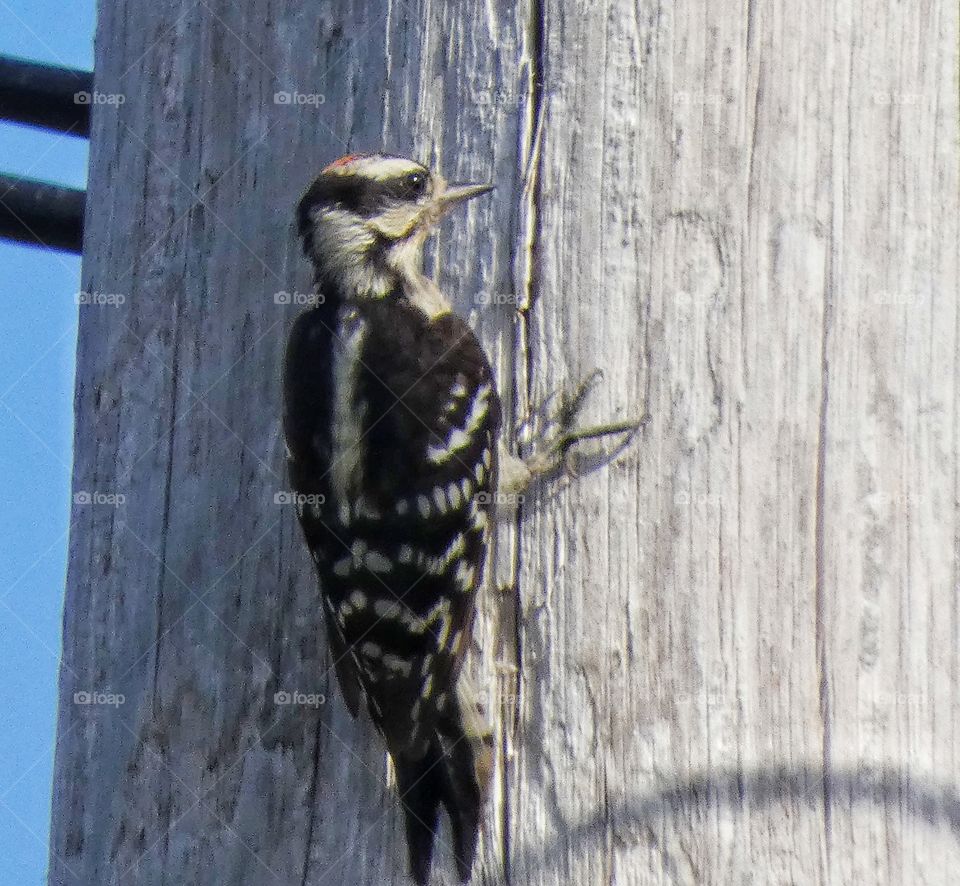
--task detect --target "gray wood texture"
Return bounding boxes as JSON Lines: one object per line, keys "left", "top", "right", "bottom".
{"left": 48, "top": 0, "right": 959, "bottom": 884}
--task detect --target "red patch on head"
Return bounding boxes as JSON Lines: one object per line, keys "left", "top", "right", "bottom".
{"left": 323, "top": 153, "right": 365, "bottom": 173}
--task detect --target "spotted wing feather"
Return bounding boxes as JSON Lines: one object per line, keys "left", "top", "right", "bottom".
{"left": 284, "top": 297, "right": 500, "bottom": 756}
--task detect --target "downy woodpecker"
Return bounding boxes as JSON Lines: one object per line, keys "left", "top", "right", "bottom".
{"left": 285, "top": 153, "right": 498, "bottom": 884}
{"left": 284, "top": 153, "right": 640, "bottom": 884}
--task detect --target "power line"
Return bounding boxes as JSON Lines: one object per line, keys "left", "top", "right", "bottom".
{"left": 0, "top": 55, "right": 91, "bottom": 252}
{"left": 0, "top": 55, "right": 92, "bottom": 136}
{"left": 0, "top": 174, "right": 84, "bottom": 254}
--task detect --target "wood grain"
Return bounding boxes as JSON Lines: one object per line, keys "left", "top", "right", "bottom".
{"left": 48, "top": 1, "right": 959, "bottom": 884}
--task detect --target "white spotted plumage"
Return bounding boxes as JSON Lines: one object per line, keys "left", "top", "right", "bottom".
{"left": 364, "top": 550, "right": 393, "bottom": 573}
{"left": 287, "top": 153, "right": 500, "bottom": 885}
{"left": 426, "top": 382, "right": 492, "bottom": 464}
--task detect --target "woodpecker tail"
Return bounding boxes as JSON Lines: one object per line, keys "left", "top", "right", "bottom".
{"left": 394, "top": 682, "right": 493, "bottom": 884}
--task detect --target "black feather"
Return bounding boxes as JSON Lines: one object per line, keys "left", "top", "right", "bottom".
{"left": 395, "top": 720, "right": 484, "bottom": 884}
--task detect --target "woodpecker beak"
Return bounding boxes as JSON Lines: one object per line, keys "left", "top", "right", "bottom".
{"left": 437, "top": 182, "right": 494, "bottom": 215}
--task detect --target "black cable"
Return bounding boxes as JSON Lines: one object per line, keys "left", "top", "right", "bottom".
{"left": 0, "top": 55, "right": 93, "bottom": 137}
{"left": 0, "top": 173, "right": 84, "bottom": 253}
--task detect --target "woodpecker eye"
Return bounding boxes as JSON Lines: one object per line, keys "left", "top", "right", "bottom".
{"left": 403, "top": 171, "right": 428, "bottom": 199}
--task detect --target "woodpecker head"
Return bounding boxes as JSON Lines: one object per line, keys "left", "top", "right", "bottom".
{"left": 297, "top": 154, "right": 492, "bottom": 302}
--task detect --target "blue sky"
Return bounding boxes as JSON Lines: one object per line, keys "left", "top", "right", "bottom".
{"left": 0, "top": 1, "right": 94, "bottom": 881}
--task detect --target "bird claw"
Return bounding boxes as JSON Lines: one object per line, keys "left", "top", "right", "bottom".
{"left": 514, "top": 369, "right": 647, "bottom": 489}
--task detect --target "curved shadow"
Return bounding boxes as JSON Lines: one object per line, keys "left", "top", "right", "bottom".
{"left": 509, "top": 765, "right": 960, "bottom": 874}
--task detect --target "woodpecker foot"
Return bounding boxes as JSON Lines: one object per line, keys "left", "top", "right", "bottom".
{"left": 454, "top": 674, "right": 495, "bottom": 799}
{"left": 505, "top": 370, "right": 646, "bottom": 495}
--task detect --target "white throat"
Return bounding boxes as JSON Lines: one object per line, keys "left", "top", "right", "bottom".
{"left": 311, "top": 208, "right": 452, "bottom": 319}
{"left": 386, "top": 236, "right": 451, "bottom": 319}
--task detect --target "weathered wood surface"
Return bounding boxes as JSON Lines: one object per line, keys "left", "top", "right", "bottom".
{"left": 48, "top": 0, "right": 959, "bottom": 884}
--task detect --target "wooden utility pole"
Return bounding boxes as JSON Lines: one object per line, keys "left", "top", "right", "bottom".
{"left": 49, "top": 1, "right": 959, "bottom": 884}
